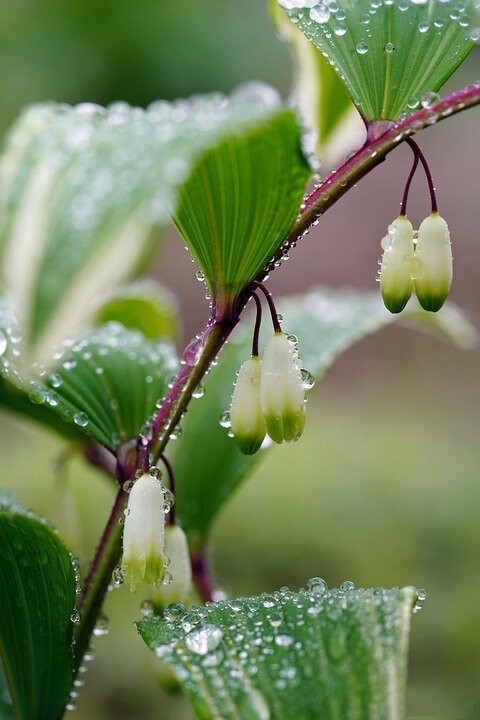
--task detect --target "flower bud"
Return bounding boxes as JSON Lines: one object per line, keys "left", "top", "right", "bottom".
{"left": 379, "top": 215, "right": 414, "bottom": 313}
{"left": 153, "top": 525, "right": 193, "bottom": 607}
{"left": 121, "top": 473, "right": 166, "bottom": 591}
{"left": 413, "top": 212, "right": 453, "bottom": 312}
{"left": 230, "top": 356, "right": 266, "bottom": 455}
{"left": 260, "top": 332, "right": 306, "bottom": 443}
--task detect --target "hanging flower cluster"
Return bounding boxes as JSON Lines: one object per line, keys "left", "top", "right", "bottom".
{"left": 228, "top": 284, "right": 312, "bottom": 455}
{"left": 121, "top": 465, "right": 192, "bottom": 603}
{"left": 378, "top": 140, "right": 453, "bottom": 314}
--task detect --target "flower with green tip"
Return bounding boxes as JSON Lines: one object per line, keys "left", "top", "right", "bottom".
{"left": 413, "top": 212, "right": 453, "bottom": 312}
{"left": 379, "top": 215, "right": 415, "bottom": 314}
{"left": 260, "top": 332, "right": 306, "bottom": 443}
{"left": 152, "top": 524, "right": 193, "bottom": 607}
{"left": 230, "top": 355, "right": 266, "bottom": 455}
{"left": 121, "top": 473, "right": 166, "bottom": 591}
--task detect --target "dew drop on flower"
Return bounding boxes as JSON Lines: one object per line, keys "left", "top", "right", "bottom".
{"left": 356, "top": 41, "right": 369, "bottom": 54}
{"left": 301, "top": 368, "right": 315, "bottom": 390}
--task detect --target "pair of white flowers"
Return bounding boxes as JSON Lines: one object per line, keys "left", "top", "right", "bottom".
{"left": 230, "top": 332, "right": 307, "bottom": 455}
{"left": 379, "top": 212, "right": 453, "bottom": 314}
{"left": 121, "top": 472, "right": 192, "bottom": 601}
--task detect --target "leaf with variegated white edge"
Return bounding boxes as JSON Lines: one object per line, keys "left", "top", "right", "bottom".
{"left": 0, "top": 84, "right": 309, "bottom": 363}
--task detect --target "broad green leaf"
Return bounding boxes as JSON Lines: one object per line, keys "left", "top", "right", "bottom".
{"left": 269, "top": 0, "right": 354, "bottom": 157}
{"left": 94, "top": 280, "right": 180, "bottom": 341}
{"left": 276, "top": 0, "right": 479, "bottom": 121}
{"left": 173, "top": 90, "right": 311, "bottom": 302}
{"left": 0, "top": 494, "right": 76, "bottom": 720}
{"left": 0, "top": 297, "right": 178, "bottom": 451}
{"left": 0, "top": 84, "right": 307, "bottom": 364}
{"left": 174, "top": 287, "right": 477, "bottom": 540}
{"left": 138, "top": 582, "right": 418, "bottom": 720}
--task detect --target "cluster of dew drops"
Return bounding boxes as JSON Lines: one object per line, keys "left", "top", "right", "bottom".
{"left": 139, "top": 578, "right": 426, "bottom": 718}
{"left": 278, "top": 0, "right": 480, "bottom": 55}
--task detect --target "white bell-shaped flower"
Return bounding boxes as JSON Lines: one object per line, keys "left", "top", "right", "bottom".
{"left": 230, "top": 356, "right": 266, "bottom": 455}
{"left": 260, "top": 332, "right": 306, "bottom": 443}
{"left": 153, "top": 525, "right": 193, "bottom": 607}
{"left": 379, "top": 215, "right": 415, "bottom": 313}
{"left": 121, "top": 473, "right": 166, "bottom": 591}
{"left": 414, "top": 212, "right": 453, "bottom": 312}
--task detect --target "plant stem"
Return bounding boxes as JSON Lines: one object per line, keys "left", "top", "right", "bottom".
{"left": 405, "top": 137, "right": 438, "bottom": 213}
{"left": 74, "top": 79, "right": 480, "bottom": 675}
{"left": 273, "top": 82, "right": 480, "bottom": 263}
{"left": 190, "top": 550, "right": 217, "bottom": 603}
{"left": 400, "top": 150, "right": 419, "bottom": 216}
{"left": 75, "top": 311, "right": 239, "bottom": 667}
{"left": 74, "top": 486, "right": 126, "bottom": 668}
{"left": 251, "top": 292, "right": 262, "bottom": 357}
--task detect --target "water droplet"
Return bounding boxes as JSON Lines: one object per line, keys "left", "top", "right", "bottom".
{"left": 192, "top": 382, "right": 205, "bottom": 399}
{"left": 73, "top": 411, "right": 89, "bottom": 427}
{"left": 421, "top": 91, "right": 440, "bottom": 108}
{"left": 334, "top": 24, "right": 347, "bottom": 35}
{"left": 340, "top": 580, "right": 355, "bottom": 592}
{"left": 164, "top": 603, "right": 186, "bottom": 622}
{"left": 112, "top": 565, "right": 123, "bottom": 586}
{"left": 274, "top": 634, "right": 293, "bottom": 648}
{"left": 219, "top": 411, "right": 231, "bottom": 428}
{"left": 70, "top": 609, "right": 80, "bottom": 625}
{"left": 356, "top": 41, "right": 369, "bottom": 54}
{"left": 306, "top": 577, "right": 327, "bottom": 595}
{"left": 62, "top": 359, "right": 77, "bottom": 371}
{"left": 49, "top": 373, "right": 63, "bottom": 388}
{"left": 195, "top": 270, "right": 205, "bottom": 282}
{"left": 185, "top": 624, "right": 224, "bottom": 655}
{"left": 413, "top": 587, "right": 426, "bottom": 613}
{"left": 310, "top": 4, "right": 331, "bottom": 23}
{"left": 300, "top": 368, "right": 315, "bottom": 390}
{"left": 123, "top": 480, "right": 134, "bottom": 493}
{"left": 384, "top": 42, "right": 395, "bottom": 53}
{"left": 93, "top": 614, "right": 110, "bottom": 637}
{"left": 140, "top": 599, "right": 154, "bottom": 617}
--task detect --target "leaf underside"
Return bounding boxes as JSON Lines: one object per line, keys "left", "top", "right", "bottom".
{"left": 138, "top": 583, "right": 417, "bottom": 720}
{"left": 0, "top": 494, "right": 76, "bottom": 720}
{"left": 173, "top": 287, "right": 477, "bottom": 540}
{"left": 174, "top": 107, "right": 311, "bottom": 300}
{"left": 277, "top": 0, "right": 478, "bottom": 120}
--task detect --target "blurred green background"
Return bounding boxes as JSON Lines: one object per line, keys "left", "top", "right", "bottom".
{"left": 0, "top": 1, "right": 479, "bottom": 718}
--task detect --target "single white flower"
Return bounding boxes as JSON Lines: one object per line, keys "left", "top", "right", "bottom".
{"left": 379, "top": 215, "right": 415, "bottom": 313}
{"left": 153, "top": 525, "right": 193, "bottom": 607}
{"left": 121, "top": 473, "right": 166, "bottom": 591}
{"left": 260, "top": 332, "right": 306, "bottom": 443}
{"left": 413, "top": 212, "right": 453, "bottom": 312}
{"left": 230, "top": 356, "right": 266, "bottom": 455}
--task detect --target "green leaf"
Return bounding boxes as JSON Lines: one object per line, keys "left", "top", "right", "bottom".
{"left": 269, "top": 0, "right": 354, "bottom": 156}
{"left": 276, "top": 0, "right": 479, "bottom": 121}
{"left": 94, "top": 280, "right": 180, "bottom": 341}
{"left": 0, "top": 85, "right": 308, "bottom": 364}
{"left": 138, "top": 582, "right": 418, "bottom": 720}
{"left": 0, "top": 494, "right": 76, "bottom": 720}
{"left": 173, "top": 287, "right": 478, "bottom": 541}
{"left": 173, "top": 88, "right": 311, "bottom": 302}
{"left": 0, "top": 297, "right": 178, "bottom": 451}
